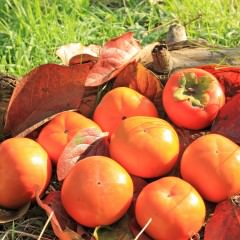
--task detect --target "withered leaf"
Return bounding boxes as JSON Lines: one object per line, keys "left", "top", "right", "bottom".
{"left": 114, "top": 62, "right": 163, "bottom": 113}
{"left": 85, "top": 32, "right": 141, "bottom": 87}
{"left": 211, "top": 94, "right": 240, "bottom": 145}
{"left": 0, "top": 201, "right": 31, "bottom": 224}
{"left": 37, "top": 191, "right": 93, "bottom": 240}
{"left": 204, "top": 197, "right": 240, "bottom": 240}
{"left": 56, "top": 43, "right": 100, "bottom": 65}
{"left": 57, "top": 128, "right": 109, "bottom": 181}
{"left": 4, "top": 63, "right": 93, "bottom": 136}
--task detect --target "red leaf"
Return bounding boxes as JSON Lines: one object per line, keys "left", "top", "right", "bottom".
{"left": 204, "top": 198, "right": 240, "bottom": 240}
{"left": 57, "top": 127, "right": 109, "bottom": 181}
{"left": 198, "top": 65, "right": 240, "bottom": 101}
{"left": 211, "top": 94, "right": 240, "bottom": 144}
{"left": 37, "top": 191, "right": 94, "bottom": 240}
{"left": 4, "top": 63, "right": 93, "bottom": 136}
{"left": 85, "top": 32, "right": 141, "bottom": 87}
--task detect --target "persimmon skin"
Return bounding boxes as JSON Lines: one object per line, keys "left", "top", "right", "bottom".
{"left": 37, "top": 111, "right": 101, "bottom": 164}
{"left": 0, "top": 138, "right": 52, "bottom": 209}
{"left": 61, "top": 156, "right": 133, "bottom": 227}
{"left": 181, "top": 134, "right": 240, "bottom": 202}
{"left": 93, "top": 87, "right": 158, "bottom": 135}
{"left": 135, "top": 177, "right": 206, "bottom": 240}
{"left": 163, "top": 68, "right": 225, "bottom": 130}
{"left": 109, "top": 116, "right": 179, "bottom": 178}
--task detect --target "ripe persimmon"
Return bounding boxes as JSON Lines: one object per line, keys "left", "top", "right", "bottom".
{"left": 135, "top": 177, "right": 206, "bottom": 240}
{"left": 93, "top": 87, "right": 158, "bottom": 135}
{"left": 181, "top": 133, "right": 240, "bottom": 202}
{"left": 0, "top": 137, "right": 52, "bottom": 209}
{"left": 109, "top": 116, "right": 179, "bottom": 178}
{"left": 37, "top": 111, "right": 101, "bottom": 164}
{"left": 61, "top": 156, "right": 133, "bottom": 227}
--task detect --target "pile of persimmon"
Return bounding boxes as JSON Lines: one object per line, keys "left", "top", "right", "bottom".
{"left": 1, "top": 67, "right": 240, "bottom": 240}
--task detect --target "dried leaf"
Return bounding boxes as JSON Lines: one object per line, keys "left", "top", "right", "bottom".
{"left": 57, "top": 128, "right": 109, "bottom": 181}
{"left": 56, "top": 43, "right": 100, "bottom": 65}
{"left": 211, "top": 94, "right": 240, "bottom": 144}
{"left": 204, "top": 198, "right": 240, "bottom": 240}
{"left": 0, "top": 201, "right": 31, "bottom": 223}
{"left": 85, "top": 32, "right": 141, "bottom": 87}
{"left": 4, "top": 63, "right": 93, "bottom": 136}
{"left": 79, "top": 87, "right": 98, "bottom": 117}
{"left": 197, "top": 65, "right": 240, "bottom": 101}
{"left": 114, "top": 62, "right": 163, "bottom": 111}
{"left": 36, "top": 191, "right": 93, "bottom": 240}
{"left": 93, "top": 215, "right": 133, "bottom": 240}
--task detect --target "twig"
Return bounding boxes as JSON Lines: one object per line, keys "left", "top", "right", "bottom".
{"left": 134, "top": 218, "right": 152, "bottom": 240}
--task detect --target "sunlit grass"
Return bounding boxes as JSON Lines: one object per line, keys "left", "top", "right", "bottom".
{"left": 0, "top": 0, "right": 239, "bottom": 76}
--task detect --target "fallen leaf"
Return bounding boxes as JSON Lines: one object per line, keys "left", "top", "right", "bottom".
{"left": 79, "top": 87, "right": 98, "bottom": 117}
{"left": 4, "top": 63, "right": 93, "bottom": 136}
{"left": 93, "top": 215, "right": 133, "bottom": 240}
{"left": 85, "top": 32, "right": 141, "bottom": 87}
{"left": 211, "top": 93, "right": 240, "bottom": 144}
{"left": 0, "top": 201, "right": 31, "bottom": 223}
{"left": 57, "top": 127, "right": 109, "bottom": 181}
{"left": 56, "top": 43, "right": 100, "bottom": 65}
{"left": 204, "top": 197, "right": 240, "bottom": 240}
{"left": 197, "top": 65, "right": 240, "bottom": 101}
{"left": 114, "top": 62, "right": 163, "bottom": 112}
{"left": 36, "top": 191, "right": 94, "bottom": 240}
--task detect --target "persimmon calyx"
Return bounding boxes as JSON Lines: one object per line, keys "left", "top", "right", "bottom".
{"left": 173, "top": 72, "right": 212, "bottom": 107}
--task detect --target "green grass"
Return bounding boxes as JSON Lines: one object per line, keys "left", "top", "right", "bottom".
{"left": 0, "top": 0, "right": 239, "bottom": 77}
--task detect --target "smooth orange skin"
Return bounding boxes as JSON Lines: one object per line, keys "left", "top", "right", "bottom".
{"left": 163, "top": 68, "right": 225, "bottom": 130}
{"left": 181, "top": 134, "right": 240, "bottom": 202}
{"left": 93, "top": 87, "right": 158, "bottom": 135}
{"left": 37, "top": 111, "right": 101, "bottom": 164}
{"left": 110, "top": 116, "right": 179, "bottom": 178}
{"left": 0, "top": 138, "right": 52, "bottom": 209}
{"left": 135, "top": 177, "right": 206, "bottom": 240}
{"left": 61, "top": 156, "right": 133, "bottom": 227}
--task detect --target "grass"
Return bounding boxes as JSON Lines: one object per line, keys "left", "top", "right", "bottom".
{"left": 0, "top": 0, "right": 239, "bottom": 77}
{"left": 0, "top": 0, "right": 240, "bottom": 239}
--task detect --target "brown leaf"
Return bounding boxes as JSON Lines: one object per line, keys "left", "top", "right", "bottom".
{"left": 4, "top": 63, "right": 93, "bottom": 136}
{"left": 204, "top": 198, "right": 240, "bottom": 240}
{"left": 85, "top": 32, "right": 141, "bottom": 87}
{"left": 56, "top": 43, "right": 100, "bottom": 65}
{"left": 114, "top": 62, "right": 163, "bottom": 113}
{"left": 211, "top": 94, "right": 240, "bottom": 145}
{"left": 0, "top": 201, "right": 31, "bottom": 223}
{"left": 36, "top": 191, "right": 94, "bottom": 240}
{"left": 57, "top": 127, "right": 109, "bottom": 181}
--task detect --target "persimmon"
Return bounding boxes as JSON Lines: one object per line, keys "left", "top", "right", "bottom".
{"left": 181, "top": 133, "right": 240, "bottom": 202}
{"left": 61, "top": 156, "right": 133, "bottom": 227}
{"left": 0, "top": 137, "right": 52, "bottom": 209}
{"left": 135, "top": 177, "right": 206, "bottom": 240}
{"left": 93, "top": 87, "right": 158, "bottom": 135}
{"left": 163, "top": 68, "right": 225, "bottom": 130}
{"left": 37, "top": 111, "right": 101, "bottom": 164}
{"left": 109, "top": 116, "right": 179, "bottom": 178}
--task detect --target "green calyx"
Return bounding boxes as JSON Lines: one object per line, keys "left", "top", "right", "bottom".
{"left": 173, "top": 72, "right": 213, "bottom": 107}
